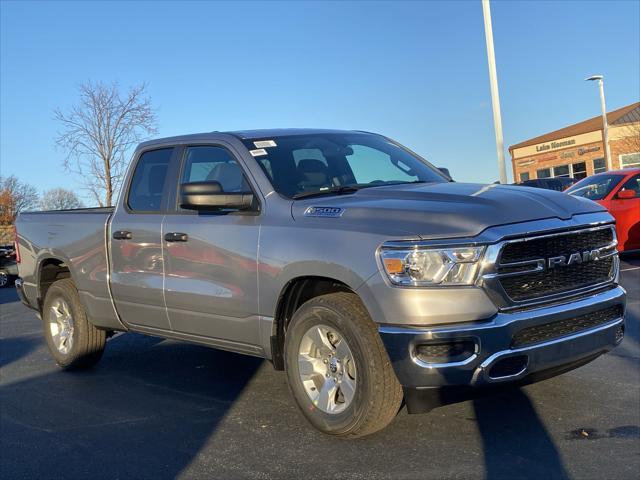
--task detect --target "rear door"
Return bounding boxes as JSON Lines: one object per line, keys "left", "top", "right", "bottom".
{"left": 161, "top": 144, "right": 262, "bottom": 349}
{"left": 109, "top": 147, "right": 176, "bottom": 330}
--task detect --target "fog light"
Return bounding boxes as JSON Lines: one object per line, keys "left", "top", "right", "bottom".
{"left": 415, "top": 341, "right": 476, "bottom": 364}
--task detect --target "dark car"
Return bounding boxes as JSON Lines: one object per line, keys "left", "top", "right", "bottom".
{"left": 0, "top": 244, "right": 18, "bottom": 287}
{"left": 516, "top": 177, "right": 578, "bottom": 191}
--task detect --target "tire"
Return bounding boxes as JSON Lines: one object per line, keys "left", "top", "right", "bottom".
{"left": 284, "top": 292, "right": 403, "bottom": 437}
{"left": 0, "top": 270, "right": 9, "bottom": 288}
{"left": 42, "top": 278, "right": 106, "bottom": 370}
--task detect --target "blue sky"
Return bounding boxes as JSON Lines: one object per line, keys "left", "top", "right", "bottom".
{"left": 1, "top": 0, "right": 639, "bottom": 204}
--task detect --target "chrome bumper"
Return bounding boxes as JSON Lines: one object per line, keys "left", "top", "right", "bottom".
{"left": 379, "top": 286, "right": 626, "bottom": 389}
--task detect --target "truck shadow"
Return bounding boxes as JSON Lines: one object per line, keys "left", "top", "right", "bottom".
{"left": 0, "top": 333, "right": 264, "bottom": 479}
{"left": 0, "top": 336, "right": 40, "bottom": 369}
{"left": 0, "top": 286, "right": 19, "bottom": 305}
{"left": 1, "top": 330, "right": 575, "bottom": 479}
{"left": 472, "top": 388, "right": 569, "bottom": 479}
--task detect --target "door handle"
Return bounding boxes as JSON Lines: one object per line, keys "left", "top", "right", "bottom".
{"left": 164, "top": 232, "right": 188, "bottom": 242}
{"left": 112, "top": 230, "right": 132, "bottom": 240}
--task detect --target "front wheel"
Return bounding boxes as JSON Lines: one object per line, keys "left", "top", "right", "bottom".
{"left": 284, "top": 292, "right": 403, "bottom": 437}
{"left": 42, "top": 278, "right": 106, "bottom": 369}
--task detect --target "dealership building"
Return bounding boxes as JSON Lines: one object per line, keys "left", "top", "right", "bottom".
{"left": 509, "top": 101, "right": 640, "bottom": 183}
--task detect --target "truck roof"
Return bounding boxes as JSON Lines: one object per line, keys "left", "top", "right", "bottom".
{"left": 136, "top": 128, "right": 371, "bottom": 149}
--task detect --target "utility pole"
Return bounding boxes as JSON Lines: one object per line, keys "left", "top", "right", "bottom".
{"left": 481, "top": 0, "right": 508, "bottom": 184}
{"left": 586, "top": 75, "right": 613, "bottom": 171}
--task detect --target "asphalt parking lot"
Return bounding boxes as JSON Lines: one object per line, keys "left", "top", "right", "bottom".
{"left": 1, "top": 257, "right": 639, "bottom": 480}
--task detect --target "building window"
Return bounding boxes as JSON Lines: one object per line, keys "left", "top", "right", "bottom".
{"left": 537, "top": 168, "right": 551, "bottom": 178}
{"left": 593, "top": 158, "right": 606, "bottom": 174}
{"left": 620, "top": 152, "right": 640, "bottom": 169}
{"left": 572, "top": 162, "right": 587, "bottom": 180}
{"left": 520, "top": 172, "right": 530, "bottom": 182}
{"left": 553, "top": 165, "right": 570, "bottom": 177}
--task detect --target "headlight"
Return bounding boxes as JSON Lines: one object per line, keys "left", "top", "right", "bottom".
{"left": 379, "top": 246, "right": 484, "bottom": 286}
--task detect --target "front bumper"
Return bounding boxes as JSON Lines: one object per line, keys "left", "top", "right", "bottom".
{"left": 379, "top": 285, "right": 626, "bottom": 390}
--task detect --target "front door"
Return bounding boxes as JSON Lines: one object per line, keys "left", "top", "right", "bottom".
{"left": 109, "top": 147, "right": 175, "bottom": 330}
{"left": 162, "top": 144, "right": 261, "bottom": 348}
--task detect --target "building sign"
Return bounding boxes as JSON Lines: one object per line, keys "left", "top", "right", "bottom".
{"left": 578, "top": 145, "right": 600, "bottom": 155}
{"left": 512, "top": 131, "right": 603, "bottom": 160}
{"left": 535, "top": 138, "right": 576, "bottom": 152}
{"left": 560, "top": 151, "right": 575, "bottom": 159}
{"left": 517, "top": 159, "right": 535, "bottom": 166}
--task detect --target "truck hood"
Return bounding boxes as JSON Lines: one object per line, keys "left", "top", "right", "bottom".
{"left": 291, "top": 182, "right": 607, "bottom": 239}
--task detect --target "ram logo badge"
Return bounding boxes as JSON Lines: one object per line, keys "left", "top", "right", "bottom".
{"left": 547, "top": 249, "right": 602, "bottom": 269}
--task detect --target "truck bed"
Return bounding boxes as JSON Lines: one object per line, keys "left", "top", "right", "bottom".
{"left": 16, "top": 207, "right": 122, "bottom": 330}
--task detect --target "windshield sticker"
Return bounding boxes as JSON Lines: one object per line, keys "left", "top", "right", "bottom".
{"left": 250, "top": 148, "right": 268, "bottom": 157}
{"left": 303, "top": 206, "right": 345, "bottom": 218}
{"left": 253, "top": 140, "right": 277, "bottom": 148}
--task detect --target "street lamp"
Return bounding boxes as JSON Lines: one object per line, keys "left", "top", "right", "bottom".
{"left": 482, "top": 0, "right": 508, "bottom": 184}
{"left": 585, "top": 75, "right": 613, "bottom": 171}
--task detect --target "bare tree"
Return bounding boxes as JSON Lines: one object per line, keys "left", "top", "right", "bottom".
{"left": 0, "top": 175, "right": 39, "bottom": 225}
{"left": 54, "top": 82, "right": 157, "bottom": 206}
{"left": 616, "top": 122, "right": 640, "bottom": 155}
{"left": 40, "top": 188, "right": 85, "bottom": 211}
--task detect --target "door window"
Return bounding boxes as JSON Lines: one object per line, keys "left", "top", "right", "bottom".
{"left": 182, "top": 146, "right": 250, "bottom": 192}
{"left": 618, "top": 175, "right": 640, "bottom": 196}
{"left": 127, "top": 148, "right": 173, "bottom": 212}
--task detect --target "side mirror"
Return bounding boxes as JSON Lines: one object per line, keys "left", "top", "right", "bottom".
{"left": 617, "top": 189, "right": 637, "bottom": 199}
{"left": 438, "top": 167, "right": 452, "bottom": 180}
{"left": 180, "top": 181, "right": 254, "bottom": 211}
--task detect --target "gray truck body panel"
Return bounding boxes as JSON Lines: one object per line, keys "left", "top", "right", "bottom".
{"left": 16, "top": 129, "right": 626, "bottom": 388}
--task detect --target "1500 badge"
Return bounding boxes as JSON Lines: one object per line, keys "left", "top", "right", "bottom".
{"left": 303, "top": 206, "right": 345, "bottom": 218}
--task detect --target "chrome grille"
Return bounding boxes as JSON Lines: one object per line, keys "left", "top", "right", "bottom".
{"left": 499, "top": 257, "right": 614, "bottom": 301}
{"left": 482, "top": 225, "right": 618, "bottom": 307}
{"left": 499, "top": 227, "right": 613, "bottom": 264}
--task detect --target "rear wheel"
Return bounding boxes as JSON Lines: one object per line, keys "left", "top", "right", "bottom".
{"left": 0, "top": 270, "right": 9, "bottom": 288}
{"left": 42, "top": 278, "right": 106, "bottom": 369}
{"left": 284, "top": 292, "right": 403, "bottom": 437}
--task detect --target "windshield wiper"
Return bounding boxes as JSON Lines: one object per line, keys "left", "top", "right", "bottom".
{"left": 292, "top": 185, "right": 363, "bottom": 200}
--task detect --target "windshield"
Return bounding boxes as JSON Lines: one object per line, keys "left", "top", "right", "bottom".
{"left": 566, "top": 174, "right": 624, "bottom": 200}
{"left": 240, "top": 133, "right": 447, "bottom": 198}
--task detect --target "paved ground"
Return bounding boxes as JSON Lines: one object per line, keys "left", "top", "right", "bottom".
{"left": 1, "top": 256, "right": 639, "bottom": 480}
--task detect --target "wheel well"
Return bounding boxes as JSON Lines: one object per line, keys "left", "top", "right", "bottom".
{"left": 38, "top": 259, "right": 71, "bottom": 311}
{"left": 271, "top": 276, "right": 353, "bottom": 370}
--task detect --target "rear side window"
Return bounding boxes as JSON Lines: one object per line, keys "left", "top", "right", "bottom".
{"left": 127, "top": 148, "right": 173, "bottom": 212}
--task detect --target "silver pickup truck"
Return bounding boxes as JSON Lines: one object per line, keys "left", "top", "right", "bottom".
{"left": 15, "top": 129, "right": 626, "bottom": 437}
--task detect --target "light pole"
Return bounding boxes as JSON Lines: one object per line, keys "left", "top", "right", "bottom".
{"left": 585, "top": 75, "right": 613, "bottom": 171}
{"left": 482, "top": 0, "right": 508, "bottom": 184}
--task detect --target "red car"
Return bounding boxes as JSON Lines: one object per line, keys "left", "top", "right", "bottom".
{"left": 566, "top": 168, "right": 640, "bottom": 252}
